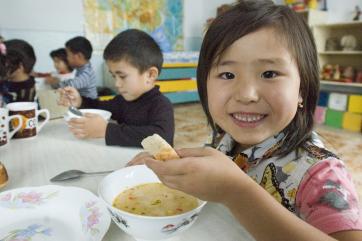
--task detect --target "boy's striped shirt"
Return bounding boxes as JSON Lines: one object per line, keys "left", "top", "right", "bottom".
{"left": 59, "top": 62, "right": 97, "bottom": 99}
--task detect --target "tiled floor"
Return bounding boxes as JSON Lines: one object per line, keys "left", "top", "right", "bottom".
{"left": 174, "top": 103, "right": 362, "bottom": 200}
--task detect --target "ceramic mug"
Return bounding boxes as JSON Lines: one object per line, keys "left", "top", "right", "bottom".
{"left": 6, "top": 102, "right": 50, "bottom": 139}
{"left": 0, "top": 108, "right": 23, "bottom": 146}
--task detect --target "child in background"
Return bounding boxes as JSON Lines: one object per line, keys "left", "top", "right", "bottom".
{"left": 58, "top": 29, "right": 174, "bottom": 148}
{"left": 45, "top": 36, "right": 97, "bottom": 99}
{"left": 48, "top": 48, "right": 74, "bottom": 85}
{"left": 138, "top": 1, "right": 362, "bottom": 241}
{"left": 0, "top": 40, "right": 5, "bottom": 106}
{"left": 0, "top": 39, "right": 37, "bottom": 104}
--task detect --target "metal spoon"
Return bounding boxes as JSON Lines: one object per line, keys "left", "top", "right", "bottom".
{"left": 66, "top": 92, "right": 83, "bottom": 117}
{"left": 68, "top": 105, "right": 83, "bottom": 117}
{"left": 50, "top": 169, "right": 114, "bottom": 182}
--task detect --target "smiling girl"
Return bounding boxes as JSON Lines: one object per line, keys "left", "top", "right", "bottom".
{"left": 142, "top": 1, "right": 362, "bottom": 240}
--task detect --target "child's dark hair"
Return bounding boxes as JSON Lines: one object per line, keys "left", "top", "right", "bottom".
{"left": 50, "top": 48, "right": 73, "bottom": 72}
{"left": 0, "top": 44, "right": 5, "bottom": 80}
{"left": 197, "top": 0, "right": 319, "bottom": 157}
{"left": 65, "top": 36, "right": 93, "bottom": 60}
{"left": 0, "top": 54, "right": 5, "bottom": 80}
{"left": 2, "top": 39, "right": 36, "bottom": 75}
{"left": 103, "top": 29, "right": 163, "bottom": 74}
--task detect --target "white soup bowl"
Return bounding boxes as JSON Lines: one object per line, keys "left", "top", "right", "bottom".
{"left": 98, "top": 165, "right": 207, "bottom": 241}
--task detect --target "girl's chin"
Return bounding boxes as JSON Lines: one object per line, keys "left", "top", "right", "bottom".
{"left": 231, "top": 133, "right": 268, "bottom": 148}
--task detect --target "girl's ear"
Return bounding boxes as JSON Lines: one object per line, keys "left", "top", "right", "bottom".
{"left": 298, "top": 93, "right": 303, "bottom": 104}
{"left": 146, "top": 66, "right": 159, "bottom": 83}
{"left": 298, "top": 94, "right": 304, "bottom": 109}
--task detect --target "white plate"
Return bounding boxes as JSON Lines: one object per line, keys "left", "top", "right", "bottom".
{"left": 0, "top": 185, "right": 111, "bottom": 241}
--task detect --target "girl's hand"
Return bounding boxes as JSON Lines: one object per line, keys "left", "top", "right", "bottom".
{"left": 58, "top": 86, "right": 81, "bottom": 108}
{"left": 126, "top": 152, "right": 153, "bottom": 166}
{"left": 68, "top": 113, "right": 107, "bottom": 139}
{"left": 145, "top": 147, "right": 247, "bottom": 203}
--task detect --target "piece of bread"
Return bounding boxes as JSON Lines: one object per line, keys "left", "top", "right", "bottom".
{"left": 0, "top": 162, "right": 9, "bottom": 189}
{"left": 141, "top": 134, "right": 179, "bottom": 161}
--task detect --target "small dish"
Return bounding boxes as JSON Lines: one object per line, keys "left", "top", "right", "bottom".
{"left": 64, "top": 109, "right": 112, "bottom": 122}
{"left": 0, "top": 185, "right": 111, "bottom": 241}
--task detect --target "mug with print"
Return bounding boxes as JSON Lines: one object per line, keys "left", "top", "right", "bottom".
{"left": 0, "top": 108, "right": 23, "bottom": 146}
{"left": 6, "top": 102, "right": 50, "bottom": 139}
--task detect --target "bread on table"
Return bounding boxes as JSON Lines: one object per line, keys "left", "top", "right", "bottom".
{"left": 141, "top": 134, "right": 179, "bottom": 161}
{"left": 0, "top": 162, "right": 9, "bottom": 189}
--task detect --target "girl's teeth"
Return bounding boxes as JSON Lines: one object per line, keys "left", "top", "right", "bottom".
{"left": 233, "top": 113, "right": 264, "bottom": 122}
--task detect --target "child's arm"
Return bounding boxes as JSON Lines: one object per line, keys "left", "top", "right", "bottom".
{"left": 58, "top": 66, "right": 95, "bottom": 90}
{"left": 80, "top": 95, "right": 120, "bottom": 113}
{"left": 145, "top": 147, "right": 361, "bottom": 241}
{"left": 45, "top": 76, "right": 60, "bottom": 87}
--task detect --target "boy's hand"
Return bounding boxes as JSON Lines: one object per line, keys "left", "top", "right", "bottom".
{"left": 145, "top": 147, "right": 248, "bottom": 203}
{"left": 45, "top": 76, "right": 59, "bottom": 85}
{"left": 58, "top": 86, "right": 82, "bottom": 108}
{"left": 68, "top": 113, "right": 107, "bottom": 139}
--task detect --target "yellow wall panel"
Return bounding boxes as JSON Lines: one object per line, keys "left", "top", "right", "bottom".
{"left": 342, "top": 112, "right": 362, "bottom": 132}
{"left": 156, "top": 80, "right": 197, "bottom": 93}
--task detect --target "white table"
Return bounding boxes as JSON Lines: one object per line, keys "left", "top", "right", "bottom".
{"left": 0, "top": 119, "right": 255, "bottom": 241}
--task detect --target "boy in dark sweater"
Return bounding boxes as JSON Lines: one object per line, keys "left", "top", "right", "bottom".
{"left": 0, "top": 39, "right": 36, "bottom": 104}
{"left": 58, "top": 29, "right": 174, "bottom": 147}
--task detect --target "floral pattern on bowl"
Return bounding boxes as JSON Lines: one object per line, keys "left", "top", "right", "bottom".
{"left": 0, "top": 185, "right": 110, "bottom": 241}
{"left": 161, "top": 213, "right": 199, "bottom": 234}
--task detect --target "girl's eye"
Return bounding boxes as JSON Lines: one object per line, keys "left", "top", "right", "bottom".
{"left": 219, "top": 72, "right": 235, "bottom": 80}
{"left": 261, "top": 71, "right": 278, "bottom": 79}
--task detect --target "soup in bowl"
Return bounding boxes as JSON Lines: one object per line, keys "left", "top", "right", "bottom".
{"left": 98, "top": 165, "right": 207, "bottom": 241}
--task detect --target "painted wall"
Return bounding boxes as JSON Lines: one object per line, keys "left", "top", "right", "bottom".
{"left": 327, "top": 0, "right": 362, "bottom": 22}
{"left": 0, "top": 0, "right": 361, "bottom": 85}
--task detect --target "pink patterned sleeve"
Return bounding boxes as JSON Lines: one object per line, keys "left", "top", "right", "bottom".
{"left": 296, "top": 157, "right": 362, "bottom": 234}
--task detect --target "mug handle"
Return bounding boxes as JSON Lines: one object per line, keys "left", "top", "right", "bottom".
{"left": 36, "top": 109, "right": 50, "bottom": 133}
{"left": 8, "top": 114, "right": 23, "bottom": 139}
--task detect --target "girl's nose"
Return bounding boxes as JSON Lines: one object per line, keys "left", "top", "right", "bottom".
{"left": 232, "top": 79, "right": 259, "bottom": 103}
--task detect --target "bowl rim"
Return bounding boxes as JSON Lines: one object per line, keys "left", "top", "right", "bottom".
{"left": 80, "top": 109, "right": 112, "bottom": 117}
{"left": 98, "top": 166, "right": 207, "bottom": 220}
{"left": 65, "top": 108, "right": 112, "bottom": 120}
{"left": 80, "top": 108, "right": 111, "bottom": 114}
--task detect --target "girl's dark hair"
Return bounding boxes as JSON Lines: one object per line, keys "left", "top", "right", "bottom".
{"left": 50, "top": 48, "right": 73, "bottom": 72}
{"left": 65, "top": 36, "right": 93, "bottom": 60}
{"left": 3, "top": 39, "right": 36, "bottom": 75}
{"left": 197, "top": 0, "right": 319, "bottom": 157}
{"left": 103, "top": 29, "right": 163, "bottom": 74}
{"left": 0, "top": 56, "right": 5, "bottom": 80}
{"left": 0, "top": 52, "right": 5, "bottom": 80}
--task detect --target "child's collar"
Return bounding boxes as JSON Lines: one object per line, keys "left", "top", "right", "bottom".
{"left": 216, "top": 132, "right": 285, "bottom": 166}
